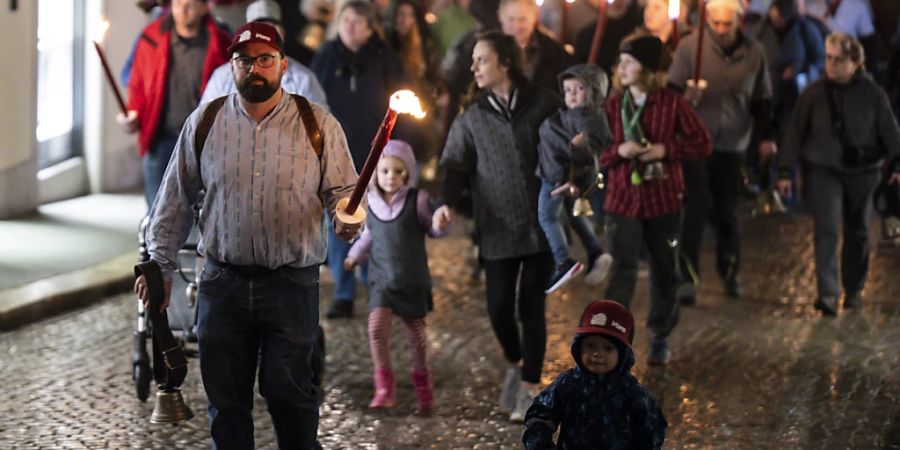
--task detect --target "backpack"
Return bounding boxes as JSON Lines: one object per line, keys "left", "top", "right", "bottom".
{"left": 192, "top": 94, "right": 324, "bottom": 184}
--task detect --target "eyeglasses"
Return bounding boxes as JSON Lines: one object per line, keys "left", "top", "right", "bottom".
{"left": 232, "top": 54, "right": 278, "bottom": 70}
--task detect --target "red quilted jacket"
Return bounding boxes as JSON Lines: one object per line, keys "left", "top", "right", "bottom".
{"left": 126, "top": 14, "right": 231, "bottom": 156}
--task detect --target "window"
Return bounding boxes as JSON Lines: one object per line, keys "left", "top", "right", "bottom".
{"left": 36, "top": 0, "right": 83, "bottom": 169}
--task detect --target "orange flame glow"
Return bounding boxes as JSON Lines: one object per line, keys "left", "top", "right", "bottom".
{"left": 389, "top": 90, "right": 427, "bottom": 119}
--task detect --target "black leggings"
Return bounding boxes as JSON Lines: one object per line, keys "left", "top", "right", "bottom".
{"left": 482, "top": 252, "right": 554, "bottom": 384}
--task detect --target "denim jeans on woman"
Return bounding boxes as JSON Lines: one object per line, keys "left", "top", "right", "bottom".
{"left": 197, "top": 259, "right": 322, "bottom": 450}
{"left": 537, "top": 180, "right": 603, "bottom": 266}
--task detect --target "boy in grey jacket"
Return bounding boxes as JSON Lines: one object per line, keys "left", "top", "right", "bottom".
{"left": 537, "top": 64, "right": 614, "bottom": 293}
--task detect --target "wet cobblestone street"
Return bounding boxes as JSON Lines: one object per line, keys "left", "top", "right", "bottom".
{"left": 1, "top": 214, "right": 898, "bottom": 449}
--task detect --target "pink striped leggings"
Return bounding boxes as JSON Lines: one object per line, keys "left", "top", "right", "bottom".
{"left": 367, "top": 307, "right": 429, "bottom": 372}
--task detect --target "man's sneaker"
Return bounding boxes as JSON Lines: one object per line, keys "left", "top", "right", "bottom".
{"left": 498, "top": 366, "right": 520, "bottom": 413}
{"left": 545, "top": 259, "right": 584, "bottom": 293}
{"left": 584, "top": 253, "right": 613, "bottom": 285}
{"left": 647, "top": 338, "right": 670, "bottom": 366}
{"left": 843, "top": 293, "right": 863, "bottom": 309}
{"left": 509, "top": 388, "right": 534, "bottom": 423}
{"left": 676, "top": 282, "right": 697, "bottom": 306}
{"left": 814, "top": 296, "right": 838, "bottom": 316}
{"left": 325, "top": 300, "right": 354, "bottom": 319}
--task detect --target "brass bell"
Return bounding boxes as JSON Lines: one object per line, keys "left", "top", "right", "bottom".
{"left": 752, "top": 189, "right": 787, "bottom": 217}
{"left": 641, "top": 161, "right": 667, "bottom": 181}
{"left": 572, "top": 197, "right": 594, "bottom": 217}
{"left": 150, "top": 389, "right": 194, "bottom": 424}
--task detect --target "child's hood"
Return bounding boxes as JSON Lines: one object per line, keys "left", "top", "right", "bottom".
{"left": 558, "top": 64, "right": 610, "bottom": 110}
{"left": 374, "top": 139, "right": 418, "bottom": 188}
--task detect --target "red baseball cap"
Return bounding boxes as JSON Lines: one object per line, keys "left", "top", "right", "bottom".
{"left": 227, "top": 22, "right": 284, "bottom": 54}
{"left": 575, "top": 300, "right": 635, "bottom": 348}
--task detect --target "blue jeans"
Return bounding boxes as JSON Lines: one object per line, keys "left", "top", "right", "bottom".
{"left": 197, "top": 260, "right": 321, "bottom": 450}
{"left": 325, "top": 216, "right": 367, "bottom": 303}
{"left": 143, "top": 131, "right": 179, "bottom": 208}
{"left": 537, "top": 180, "right": 602, "bottom": 266}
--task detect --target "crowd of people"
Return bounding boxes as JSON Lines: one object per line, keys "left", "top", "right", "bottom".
{"left": 126, "top": 0, "right": 900, "bottom": 448}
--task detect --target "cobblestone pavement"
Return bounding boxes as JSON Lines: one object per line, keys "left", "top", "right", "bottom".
{"left": 1, "top": 214, "right": 898, "bottom": 449}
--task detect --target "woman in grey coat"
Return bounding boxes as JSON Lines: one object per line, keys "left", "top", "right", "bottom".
{"left": 776, "top": 33, "right": 900, "bottom": 315}
{"left": 434, "top": 30, "right": 561, "bottom": 423}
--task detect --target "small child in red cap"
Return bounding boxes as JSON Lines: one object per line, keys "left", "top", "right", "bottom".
{"left": 522, "top": 300, "right": 667, "bottom": 449}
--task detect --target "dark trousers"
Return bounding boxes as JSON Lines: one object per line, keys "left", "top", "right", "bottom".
{"left": 142, "top": 132, "right": 179, "bottom": 208}
{"left": 604, "top": 212, "right": 681, "bottom": 340}
{"left": 806, "top": 165, "right": 880, "bottom": 299}
{"left": 681, "top": 152, "right": 743, "bottom": 282}
{"left": 197, "top": 260, "right": 321, "bottom": 450}
{"left": 482, "top": 252, "right": 554, "bottom": 384}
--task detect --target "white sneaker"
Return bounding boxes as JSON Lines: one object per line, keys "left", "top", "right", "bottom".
{"left": 584, "top": 253, "right": 613, "bottom": 284}
{"left": 509, "top": 388, "right": 534, "bottom": 423}
{"left": 498, "top": 367, "right": 520, "bottom": 412}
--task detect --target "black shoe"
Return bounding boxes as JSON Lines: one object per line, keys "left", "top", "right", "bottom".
{"left": 676, "top": 282, "right": 697, "bottom": 306}
{"left": 724, "top": 274, "right": 743, "bottom": 298}
{"left": 843, "top": 293, "right": 863, "bottom": 309}
{"left": 545, "top": 259, "right": 584, "bottom": 294}
{"left": 325, "top": 300, "right": 354, "bottom": 319}
{"left": 814, "top": 296, "right": 838, "bottom": 316}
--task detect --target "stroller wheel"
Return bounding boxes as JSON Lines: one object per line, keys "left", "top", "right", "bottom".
{"left": 133, "top": 360, "right": 152, "bottom": 402}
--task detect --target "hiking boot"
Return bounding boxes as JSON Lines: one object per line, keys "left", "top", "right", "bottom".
{"left": 647, "top": 338, "right": 670, "bottom": 366}
{"left": 814, "top": 296, "right": 838, "bottom": 316}
{"left": 325, "top": 300, "right": 353, "bottom": 319}
{"left": 584, "top": 253, "right": 613, "bottom": 285}
{"left": 498, "top": 366, "right": 520, "bottom": 413}
{"left": 843, "top": 293, "right": 863, "bottom": 309}
{"left": 545, "top": 259, "right": 584, "bottom": 293}
{"left": 509, "top": 387, "right": 534, "bottom": 423}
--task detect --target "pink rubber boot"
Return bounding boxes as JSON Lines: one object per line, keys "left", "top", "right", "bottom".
{"left": 369, "top": 368, "right": 396, "bottom": 408}
{"left": 411, "top": 369, "right": 434, "bottom": 413}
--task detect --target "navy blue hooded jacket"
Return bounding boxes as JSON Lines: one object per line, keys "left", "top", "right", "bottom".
{"left": 522, "top": 334, "right": 666, "bottom": 450}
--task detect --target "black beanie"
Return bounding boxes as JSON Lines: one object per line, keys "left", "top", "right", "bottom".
{"left": 619, "top": 35, "right": 664, "bottom": 72}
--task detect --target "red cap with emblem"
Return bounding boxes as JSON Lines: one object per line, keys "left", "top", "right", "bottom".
{"left": 227, "top": 22, "right": 284, "bottom": 54}
{"left": 575, "top": 300, "right": 635, "bottom": 347}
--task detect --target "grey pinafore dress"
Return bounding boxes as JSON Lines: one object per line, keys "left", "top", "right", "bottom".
{"left": 366, "top": 188, "right": 433, "bottom": 318}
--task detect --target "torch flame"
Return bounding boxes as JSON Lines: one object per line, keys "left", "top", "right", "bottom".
{"left": 668, "top": 0, "right": 680, "bottom": 20}
{"left": 95, "top": 17, "right": 111, "bottom": 43}
{"left": 389, "top": 90, "right": 427, "bottom": 119}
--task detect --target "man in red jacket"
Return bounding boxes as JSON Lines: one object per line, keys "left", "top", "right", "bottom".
{"left": 118, "top": 0, "right": 231, "bottom": 207}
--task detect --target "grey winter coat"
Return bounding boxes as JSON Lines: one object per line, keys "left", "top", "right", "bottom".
{"left": 441, "top": 83, "right": 563, "bottom": 260}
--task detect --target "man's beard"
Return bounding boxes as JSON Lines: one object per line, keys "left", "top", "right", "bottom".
{"left": 237, "top": 74, "right": 280, "bottom": 103}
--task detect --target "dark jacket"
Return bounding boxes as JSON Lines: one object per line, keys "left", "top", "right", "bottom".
{"left": 440, "top": 82, "right": 562, "bottom": 260}
{"left": 126, "top": 14, "right": 231, "bottom": 156}
{"left": 749, "top": 16, "right": 825, "bottom": 108}
{"left": 778, "top": 71, "right": 900, "bottom": 177}
{"left": 311, "top": 35, "right": 411, "bottom": 171}
{"left": 574, "top": 1, "right": 644, "bottom": 72}
{"left": 537, "top": 65, "right": 612, "bottom": 189}
{"left": 523, "top": 334, "right": 666, "bottom": 450}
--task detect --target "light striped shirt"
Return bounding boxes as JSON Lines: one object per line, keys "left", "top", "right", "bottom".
{"left": 147, "top": 90, "right": 360, "bottom": 278}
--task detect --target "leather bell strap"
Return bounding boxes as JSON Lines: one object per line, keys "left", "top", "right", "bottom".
{"left": 134, "top": 261, "right": 188, "bottom": 390}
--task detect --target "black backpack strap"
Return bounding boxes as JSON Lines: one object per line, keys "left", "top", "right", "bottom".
{"left": 194, "top": 96, "right": 228, "bottom": 183}
{"left": 292, "top": 94, "right": 324, "bottom": 160}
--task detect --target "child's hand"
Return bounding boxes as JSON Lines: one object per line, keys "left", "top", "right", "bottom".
{"left": 571, "top": 131, "right": 586, "bottom": 147}
{"left": 617, "top": 141, "right": 646, "bottom": 159}
{"left": 432, "top": 205, "right": 454, "bottom": 233}
{"left": 550, "top": 181, "right": 579, "bottom": 197}
{"left": 343, "top": 257, "right": 357, "bottom": 271}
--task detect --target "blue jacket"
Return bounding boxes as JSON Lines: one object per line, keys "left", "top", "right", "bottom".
{"left": 311, "top": 35, "right": 411, "bottom": 172}
{"left": 523, "top": 335, "right": 666, "bottom": 450}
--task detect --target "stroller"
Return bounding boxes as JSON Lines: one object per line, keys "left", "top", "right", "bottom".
{"left": 131, "top": 215, "right": 327, "bottom": 404}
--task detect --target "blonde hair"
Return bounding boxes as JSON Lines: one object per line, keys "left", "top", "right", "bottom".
{"left": 611, "top": 63, "right": 664, "bottom": 93}
{"left": 826, "top": 32, "right": 865, "bottom": 68}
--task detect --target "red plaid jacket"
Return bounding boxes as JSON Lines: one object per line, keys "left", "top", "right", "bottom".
{"left": 600, "top": 89, "right": 711, "bottom": 219}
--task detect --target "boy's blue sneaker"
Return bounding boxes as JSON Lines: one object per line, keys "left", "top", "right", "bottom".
{"left": 647, "top": 338, "right": 670, "bottom": 366}
{"left": 545, "top": 259, "right": 583, "bottom": 294}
